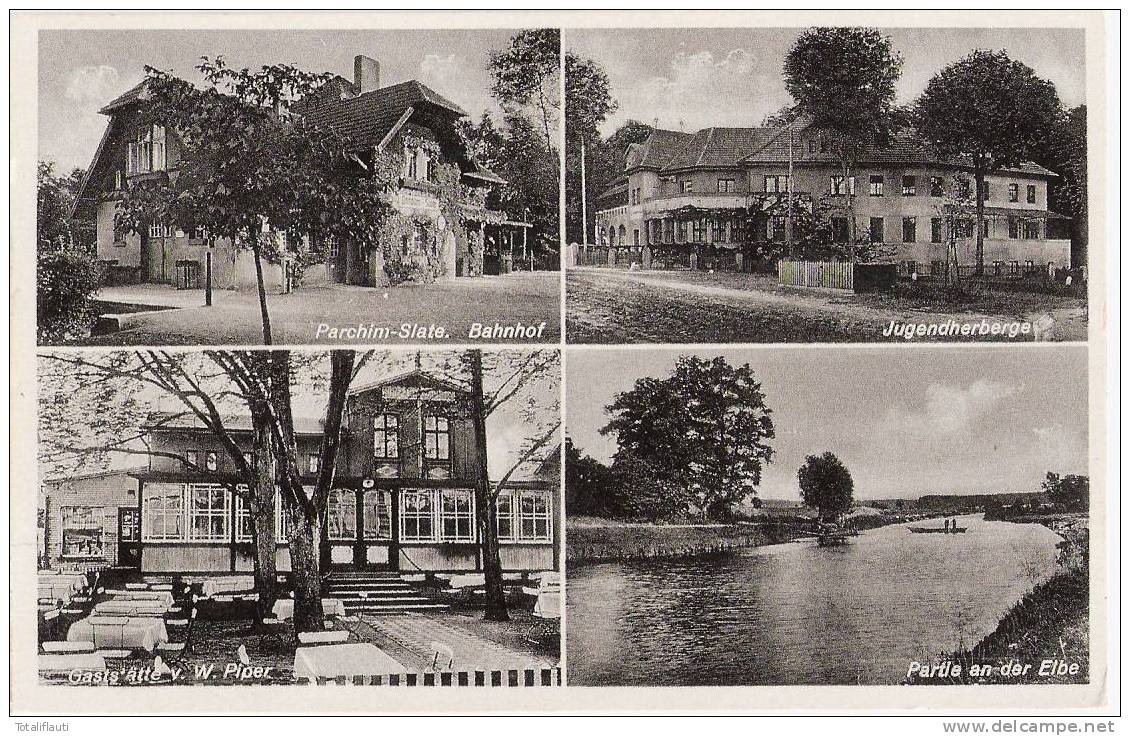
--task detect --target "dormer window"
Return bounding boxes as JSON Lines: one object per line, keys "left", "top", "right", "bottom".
{"left": 406, "top": 148, "right": 418, "bottom": 180}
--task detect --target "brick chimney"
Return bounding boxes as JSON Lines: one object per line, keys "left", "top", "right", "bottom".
{"left": 354, "top": 55, "right": 380, "bottom": 94}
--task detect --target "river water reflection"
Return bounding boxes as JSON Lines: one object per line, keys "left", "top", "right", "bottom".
{"left": 566, "top": 515, "right": 1062, "bottom": 685}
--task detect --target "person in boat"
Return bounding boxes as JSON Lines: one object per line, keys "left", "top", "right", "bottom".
{"left": 943, "top": 518, "right": 950, "bottom": 533}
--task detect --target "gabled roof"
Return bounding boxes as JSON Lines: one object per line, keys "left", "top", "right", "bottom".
{"left": 43, "top": 465, "right": 148, "bottom": 485}
{"left": 348, "top": 368, "right": 468, "bottom": 399}
{"left": 99, "top": 81, "right": 148, "bottom": 115}
{"left": 297, "top": 80, "right": 467, "bottom": 152}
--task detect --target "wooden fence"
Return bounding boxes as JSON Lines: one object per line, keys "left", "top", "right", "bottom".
{"left": 778, "top": 260, "right": 854, "bottom": 291}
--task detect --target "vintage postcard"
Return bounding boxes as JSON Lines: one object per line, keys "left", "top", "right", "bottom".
{"left": 10, "top": 8, "right": 1115, "bottom": 720}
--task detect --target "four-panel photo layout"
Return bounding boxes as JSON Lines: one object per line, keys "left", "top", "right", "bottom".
{"left": 33, "top": 21, "right": 1095, "bottom": 697}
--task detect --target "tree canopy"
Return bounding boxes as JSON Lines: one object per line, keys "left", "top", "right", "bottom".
{"left": 601, "top": 355, "right": 775, "bottom": 520}
{"left": 798, "top": 452, "right": 854, "bottom": 522}
{"left": 913, "top": 49, "right": 1062, "bottom": 272}
{"left": 488, "top": 28, "right": 560, "bottom": 173}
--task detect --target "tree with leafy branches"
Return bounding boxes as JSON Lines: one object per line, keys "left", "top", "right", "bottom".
{"left": 914, "top": 50, "right": 1062, "bottom": 274}
{"left": 798, "top": 451, "right": 854, "bottom": 523}
{"left": 602, "top": 355, "right": 775, "bottom": 520}
{"left": 784, "top": 27, "right": 903, "bottom": 260}
{"left": 564, "top": 53, "right": 618, "bottom": 245}
{"left": 488, "top": 29, "right": 561, "bottom": 177}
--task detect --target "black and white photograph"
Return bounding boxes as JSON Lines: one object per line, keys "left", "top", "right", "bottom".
{"left": 36, "top": 349, "right": 562, "bottom": 686}
{"left": 37, "top": 28, "right": 561, "bottom": 345}
{"left": 565, "top": 346, "right": 1089, "bottom": 686}
{"left": 11, "top": 8, "right": 1114, "bottom": 722}
{"left": 564, "top": 27, "right": 1089, "bottom": 343}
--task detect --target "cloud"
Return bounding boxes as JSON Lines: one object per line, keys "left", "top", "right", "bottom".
{"left": 64, "top": 65, "right": 135, "bottom": 104}
{"left": 886, "top": 380, "right": 1020, "bottom": 436}
{"left": 608, "top": 48, "right": 789, "bottom": 133}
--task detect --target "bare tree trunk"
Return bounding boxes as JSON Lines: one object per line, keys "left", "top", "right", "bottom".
{"left": 288, "top": 508, "right": 323, "bottom": 634}
{"left": 250, "top": 402, "right": 278, "bottom": 621}
{"left": 469, "top": 350, "right": 508, "bottom": 621}
{"left": 250, "top": 227, "right": 273, "bottom": 345}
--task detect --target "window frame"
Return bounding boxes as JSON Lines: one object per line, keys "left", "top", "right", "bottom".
{"left": 869, "top": 175, "right": 884, "bottom": 197}
{"left": 188, "top": 483, "right": 231, "bottom": 542}
{"left": 901, "top": 175, "right": 916, "bottom": 197}
{"left": 496, "top": 489, "right": 553, "bottom": 544}
{"left": 902, "top": 216, "right": 917, "bottom": 244}
{"left": 929, "top": 176, "right": 944, "bottom": 198}
{"left": 1008, "top": 183, "right": 1019, "bottom": 203}
{"left": 60, "top": 506, "right": 105, "bottom": 559}
{"left": 373, "top": 413, "right": 400, "bottom": 460}
{"left": 399, "top": 489, "right": 437, "bottom": 542}
{"left": 142, "top": 485, "right": 186, "bottom": 542}
{"left": 1026, "top": 185, "right": 1037, "bottom": 204}
{"left": 717, "top": 178, "right": 736, "bottom": 194}
{"left": 326, "top": 488, "right": 358, "bottom": 541}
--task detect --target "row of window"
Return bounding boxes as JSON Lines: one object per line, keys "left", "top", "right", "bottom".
{"left": 143, "top": 483, "right": 291, "bottom": 542}
{"left": 659, "top": 174, "right": 1040, "bottom": 204}
{"left": 599, "top": 213, "right": 1045, "bottom": 247}
{"left": 141, "top": 483, "right": 552, "bottom": 545}
{"left": 855, "top": 215, "right": 1043, "bottom": 244}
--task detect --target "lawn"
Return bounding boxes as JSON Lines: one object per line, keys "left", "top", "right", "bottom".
{"left": 565, "top": 268, "right": 1087, "bottom": 344}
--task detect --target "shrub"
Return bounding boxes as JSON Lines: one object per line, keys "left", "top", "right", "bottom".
{"left": 37, "top": 249, "right": 103, "bottom": 343}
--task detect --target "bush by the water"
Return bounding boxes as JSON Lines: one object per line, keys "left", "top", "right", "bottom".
{"left": 37, "top": 249, "right": 103, "bottom": 343}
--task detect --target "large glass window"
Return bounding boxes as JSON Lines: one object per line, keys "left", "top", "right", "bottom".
{"left": 189, "top": 484, "right": 230, "bottom": 541}
{"left": 61, "top": 507, "right": 105, "bottom": 558}
{"left": 440, "top": 490, "right": 475, "bottom": 542}
{"left": 423, "top": 415, "right": 450, "bottom": 461}
{"left": 363, "top": 490, "right": 393, "bottom": 540}
{"left": 830, "top": 176, "right": 855, "bottom": 196}
{"left": 127, "top": 125, "right": 166, "bottom": 174}
{"left": 496, "top": 493, "right": 514, "bottom": 541}
{"left": 400, "top": 490, "right": 435, "bottom": 542}
{"left": 764, "top": 175, "right": 789, "bottom": 193}
{"left": 143, "top": 486, "right": 185, "bottom": 541}
{"left": 235, "top": 489, "right": 288, "bottom": 543}
{"left": 1008, "top": 183, "right": 1020, "bottom": 202}
{"left": 326, "top": 488, "right": 357, "bottom": 540}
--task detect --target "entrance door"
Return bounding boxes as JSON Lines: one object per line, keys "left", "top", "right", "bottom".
{"left": 320, "top": 488, "right": 397, "bottom": 569}
{"left": 117, "top": 508, "right": 141, "bottom": 568}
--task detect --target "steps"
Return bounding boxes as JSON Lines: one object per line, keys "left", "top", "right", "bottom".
{"left": 324, "top": 571, "right": 447, "bottom": 615}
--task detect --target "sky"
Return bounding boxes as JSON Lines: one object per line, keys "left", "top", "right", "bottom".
{"left": 565, "top": 27, "right": 1087, "bottom": 136}
{"left": 567, "top": 346, "right": 1089, "bottom": 501}
{"left": 38, "top": 28, "right": 518, "bottom": 172}
{"left": 38, "top": 349, "right": 559, "bottom": 483}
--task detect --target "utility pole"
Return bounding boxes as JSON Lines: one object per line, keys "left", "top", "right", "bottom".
{"left": 785, "top": 118, "right": 795, "bottom": 259}
{"left": 579, "top": 138, "right": 589, "bottom": 246}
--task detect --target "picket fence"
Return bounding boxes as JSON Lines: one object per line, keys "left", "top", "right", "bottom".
{"left": 778, "top": 260, "right": 854, "bottom": 291}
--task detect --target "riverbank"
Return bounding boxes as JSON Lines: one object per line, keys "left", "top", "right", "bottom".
{"left": 566, "top": 517, "right": 787, "bottom": 566}
{"left": 909, "top": 517, "right": 1089, "bottom": 685}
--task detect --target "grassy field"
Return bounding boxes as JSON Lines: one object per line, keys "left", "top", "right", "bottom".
{"left": 566, "top": 268, "right": 1086, "bottom": 344}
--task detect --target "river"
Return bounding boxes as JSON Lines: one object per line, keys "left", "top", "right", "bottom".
{"left": 566, "top": 514, "right": 1063, "bottom": 686}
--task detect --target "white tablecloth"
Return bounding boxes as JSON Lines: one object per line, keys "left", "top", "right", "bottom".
{"left": 108, "top": 590, "right": 175, "bottom": 606}
{"left": 93, "top": 600, "right": 170, "bottom": 617}
{"left": 39, "top": 653, "right": 107, "bottom": 671}
{"left": 199, "top": 577, "right": 255, "bottom": 597}
{"left": 271, "top": 598, "right": 346, "bottom": 621}
{"left": 533, "top": 590, "right": 560, "bottom": 619}
{"left": 293, "top": 643, "right": 406, "bottom": 681}
{"left": 67, "top": 616, "right": 169, "bottom": 652}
